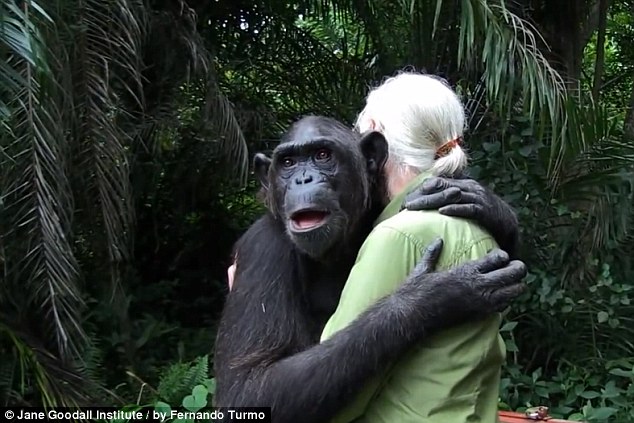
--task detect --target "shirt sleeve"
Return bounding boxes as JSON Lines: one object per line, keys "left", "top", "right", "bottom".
{"left": 320, "top": 226, "right": 425, "bottom": 423}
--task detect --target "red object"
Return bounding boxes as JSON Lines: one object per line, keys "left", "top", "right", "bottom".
{"left": 434, "top": 136, "right": 463, "bottom": 158}
{"left": 498, "top": 411, "right": 581, "bottom": 422}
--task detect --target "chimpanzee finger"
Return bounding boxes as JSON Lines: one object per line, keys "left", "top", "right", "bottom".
{"left": 469, "top": 249, "right": 510, "bottom": 273}
{"left": 417, "top": 237, "right": 445, "bottom": 273}
{"left": 482, "top": 260, "right": 527, "bottom": 289}
{"left": 420, "top": 177, "right": 478, "bottom": 194}
{"left": 489, "top": 283, "right": 527, "bottom": 312}
{"left": 419, "top": 176, "right": 449, "bottom": 194}
{"left": 404, "top": 187, "right": 461, "bottom": 211}
{"left": 437, "top": 203, "right": 483, "bottom": 219}
{"left": 453, "top": 191, "right": 483, "bottom": 205}
{"left": 404, "top": 181, "right": 456, "bottom": 203}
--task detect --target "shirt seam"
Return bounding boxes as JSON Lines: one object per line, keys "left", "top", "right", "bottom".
{"left": 373, "top": 225, "right": 427, "bottom": 253}
{"left": 448, "top": 237, "right": 497, "bottom": 266}
{"left": 446, "top": 234, "right": 502, "bottom": 417}
{"left": 376, "top": 225, "right": 494, "bottom": 261}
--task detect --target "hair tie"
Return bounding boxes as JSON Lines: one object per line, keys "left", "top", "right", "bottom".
{"left": 434, "top": 137, "right": 463, "bottom": 159}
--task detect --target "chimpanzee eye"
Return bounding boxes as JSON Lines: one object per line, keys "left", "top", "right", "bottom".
{"left": 315, "top": 149, "right": 331, "bottom": 161}
{"left": 281, "top": 157, "right": 295, "bottom": 168}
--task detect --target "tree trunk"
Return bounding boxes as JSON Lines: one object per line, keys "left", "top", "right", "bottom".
{"left": 624, "top": 85, "right": 634, "bottom": 140}
{"left": 592, "top": 0, "right": 609, "bottom": 102}
{"left": 514, "top": 0, "right": 597, "bottom": 87}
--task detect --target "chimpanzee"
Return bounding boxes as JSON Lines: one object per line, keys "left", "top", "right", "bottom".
{"left": 213, "top": 116, "right": 525, "bottom": 423}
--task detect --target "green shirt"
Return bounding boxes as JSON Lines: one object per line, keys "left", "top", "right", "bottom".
{"left": 320, "top": 172, "right": 505, "bottom": 423}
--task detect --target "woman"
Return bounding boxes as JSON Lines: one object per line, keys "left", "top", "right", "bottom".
{"left": 321, "top": 72, "right": 506, "bottom": 422}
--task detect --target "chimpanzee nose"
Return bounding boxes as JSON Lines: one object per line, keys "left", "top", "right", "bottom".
{"left": 295, "top": 172, "right": 314, "bottom": 185}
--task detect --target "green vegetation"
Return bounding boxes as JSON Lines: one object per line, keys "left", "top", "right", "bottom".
{"left": 1, "top": 0, "right": 633, "bottom": 421}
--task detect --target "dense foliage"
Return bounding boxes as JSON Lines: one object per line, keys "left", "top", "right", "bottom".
{"left": 1, "top": 0, "right": 634, "bottom": 421}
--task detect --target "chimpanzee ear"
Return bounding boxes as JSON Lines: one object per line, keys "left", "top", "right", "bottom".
{"left": 359, "top": 131, "right": 388, "bottom": 174}
{"left": 254, "top": 153, "right": 272, "bottom": 189}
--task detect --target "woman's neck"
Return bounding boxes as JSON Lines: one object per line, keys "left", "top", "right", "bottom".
{"left": 386, "top": 164, "right": 418, "bottom": 200}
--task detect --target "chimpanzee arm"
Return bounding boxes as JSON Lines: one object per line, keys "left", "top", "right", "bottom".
{"left": 403, "top": 176, "right": 521, "bottom": 258}
{"left": 214, "top": 224, "right": 526, "bottom": 423}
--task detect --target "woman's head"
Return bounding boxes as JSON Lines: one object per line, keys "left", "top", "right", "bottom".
{"left": 355, "top": 72, "right": 468, "bottom": 197}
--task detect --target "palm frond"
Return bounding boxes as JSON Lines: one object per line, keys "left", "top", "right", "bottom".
{"left": 0, "top": 317, "right": 94, "bottom": 407}
{"left": 305, "top": 0, "right": 568, "bottom": 152}
{"left": 548, "top": 98, "right": 634, "bottom": 280}
{"left": 203, "top": 63, "right": 249, "bottom": 185}
{"left": 1, "top": 0, "right": 85, "bottom": 358}
{"left": 0, "top": 0, "right": 52, "bottom": 125}
{"left": 58, "top": 0, "right": 147, "bottom": 298}
{"left": 454, "top": 0, "right": 566, "bottom": 139}
{"left": 232, "top": 21, "right": 376, "bottom": 124}
{"left": 135, "top": 3, "right": 249, "bottom": 184}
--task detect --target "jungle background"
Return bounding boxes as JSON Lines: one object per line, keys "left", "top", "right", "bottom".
{"left": 1, "top": 0, "right": 634, "bottom": 421}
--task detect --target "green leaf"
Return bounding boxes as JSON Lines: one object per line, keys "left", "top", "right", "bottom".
{"left": 483, "top": 141, "right": 501, "bottom": 153}
{"left": 535, "top": 386, "right": 550, "bottom": 398}
{"left": 154, "top": 401, "right": 171, "bottom": 413}
{"left": 597, "top": 311, "right": 609, "bottom": 323}
{"left": 585, "top": 406, "right": 618, "bottom": 420}
{"left": 504, "top": 338, "right": 519, "bottom": 352}
{"left": 204, "top": 378, "right": 217, "bottom": 394}
{"left": 579, "top": 390, "right": 600, "bottom": 399}
{"left": 181, "top": 384, "right": 209, "bottom": 412}
{"left": 519, "top": 145, "right": 533, "bottom": 157}
{"left": 182, "top": 395, "right": 196, "bottom": 411}
{"left": 601, "top": 380, "right": 622, "bottom": 399}
{"left": 192, "top": 384, "right": 208, "bottom": 400}
{"left": 608, "top": 368, "right": 633, "bottom": 378}
{"left": 499, "top": 321, "right": 518, "bottom": 332}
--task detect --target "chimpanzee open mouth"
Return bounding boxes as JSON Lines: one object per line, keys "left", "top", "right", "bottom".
{"left": 290, "top": 209, "right": 331, "bottom": 231}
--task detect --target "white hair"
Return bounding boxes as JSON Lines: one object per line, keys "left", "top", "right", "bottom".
{"left": 355, "top": 72, "right": 468, "bottom": 177}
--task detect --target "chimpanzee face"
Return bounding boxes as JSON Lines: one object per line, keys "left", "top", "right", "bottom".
{"left": 254, "top": 116, "right": 387, "bottom": 259}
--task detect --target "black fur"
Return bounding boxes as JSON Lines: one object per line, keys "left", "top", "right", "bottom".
{"left": 402, "top": 176, "right": 521, "bottom": 259}
{"left": 213, "top": 116, "right": 525, "bottom": 422}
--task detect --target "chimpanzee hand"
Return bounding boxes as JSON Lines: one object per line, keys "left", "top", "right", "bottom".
{"left": 399, "top": 238, "right": 526, "bottom": 335}
{"left": 403, "top": 177, "right": 520, "bottom": 258}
